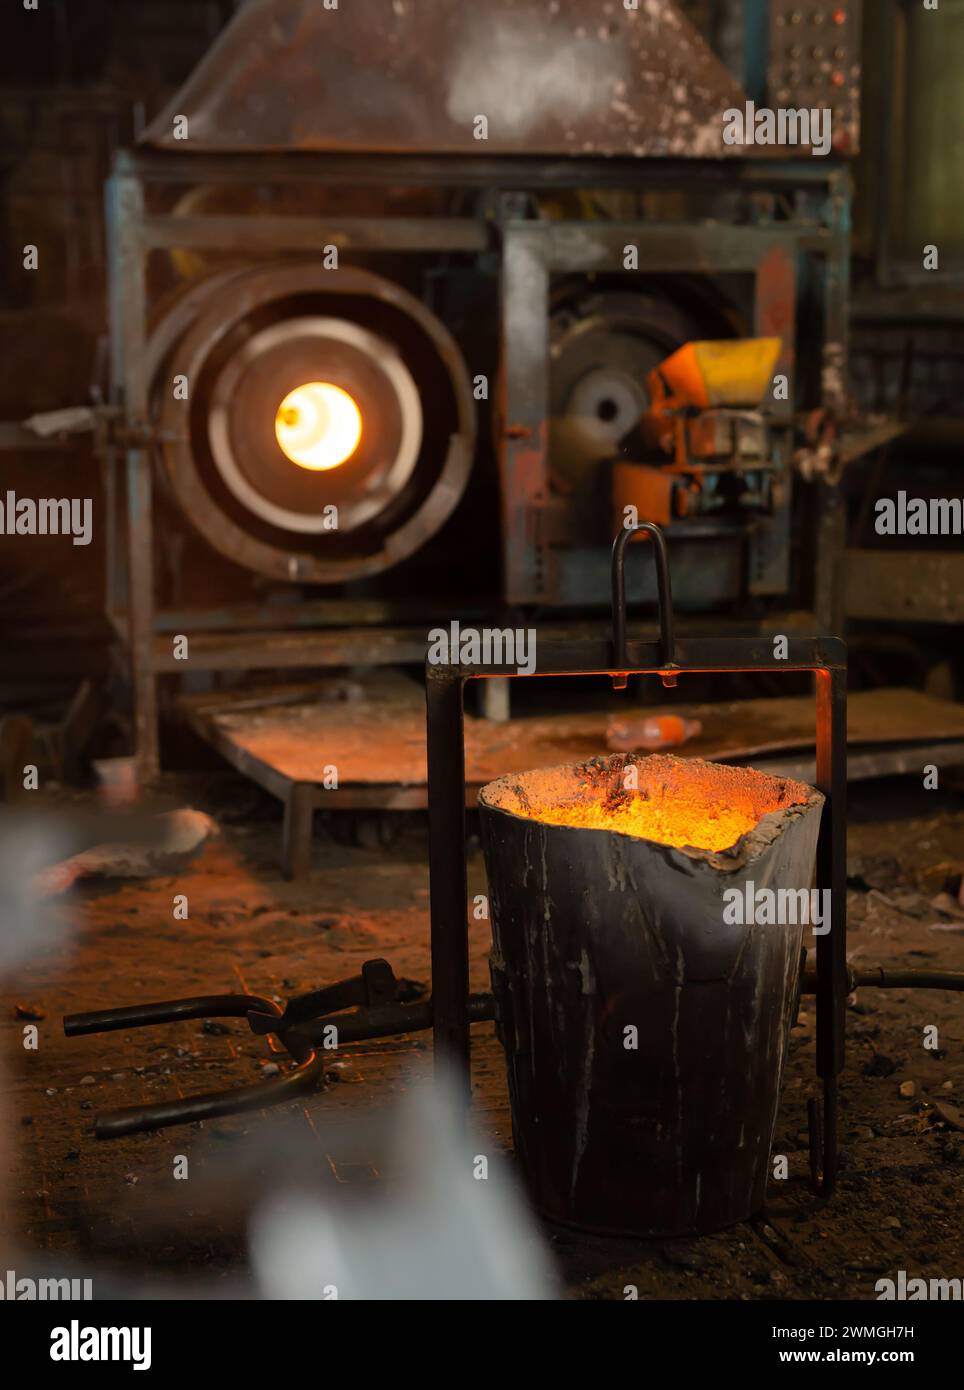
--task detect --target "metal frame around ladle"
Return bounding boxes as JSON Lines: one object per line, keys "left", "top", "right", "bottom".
{"left": 65, "top": 524, "right": 847, "bottom": 1189}
{"left": 426, "top": 522, "right": 849, "bottom": 1197}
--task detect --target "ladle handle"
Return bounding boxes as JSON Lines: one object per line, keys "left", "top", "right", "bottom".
{"left": 610, "top": 523, "right": 676, "bottom": 674}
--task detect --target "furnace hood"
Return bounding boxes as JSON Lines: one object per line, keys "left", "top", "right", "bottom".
{"left": 140, "top": 0, "right": 755, "bottom": 158}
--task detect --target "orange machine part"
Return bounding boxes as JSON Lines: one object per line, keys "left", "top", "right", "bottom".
{"left": 612, "top": 461, "right": 700, "bottom": 533}
{"left": 613, "top": 461, "right": 673, "bottom": 528}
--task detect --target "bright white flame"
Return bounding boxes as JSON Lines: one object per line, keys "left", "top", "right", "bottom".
{"left": 275, "top": 382, "right": 362, "bottom": 471}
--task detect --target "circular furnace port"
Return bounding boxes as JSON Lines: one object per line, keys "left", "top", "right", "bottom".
{"left": 150, "top": 261, "right": 476, "bottom": 584}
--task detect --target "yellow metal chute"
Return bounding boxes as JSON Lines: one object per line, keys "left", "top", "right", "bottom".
{"left": 653, "top": 338, "right": 783, "bottom": 409}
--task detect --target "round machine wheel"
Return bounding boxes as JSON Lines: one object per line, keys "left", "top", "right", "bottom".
{"left": 548, "top": 280, "right": 742, "bottom": 494}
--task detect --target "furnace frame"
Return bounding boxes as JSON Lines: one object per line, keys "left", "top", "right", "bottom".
{"left": 105, "top": 149, "right": 851, "bottom": 782}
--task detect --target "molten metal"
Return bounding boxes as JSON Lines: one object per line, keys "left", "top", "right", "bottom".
{"left": 274, "top": 381, "right": 362, "bottom": 471}
{"left": 488, "top": 753, "right": 816, "bottom": 854}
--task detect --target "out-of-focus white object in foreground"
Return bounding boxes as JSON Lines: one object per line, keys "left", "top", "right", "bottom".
{"left": 31, "top": 808, "right": 217, "bottom": 898}
{"left": 249, "top": 1069, "right": 556, "bottom": 1300}
{"left": 0, "top": 816, "right": 73, "bottom": 970}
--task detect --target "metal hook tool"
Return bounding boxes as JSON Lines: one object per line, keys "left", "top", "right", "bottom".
{"left": 65, "top": 958, "right": 494, "bottom": 1139}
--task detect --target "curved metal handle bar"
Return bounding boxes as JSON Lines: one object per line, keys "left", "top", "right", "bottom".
{"left": 93, "top": 1049, "right": 324, "bottom": 1140}
{"left": 610, "top": 523, "right": 676, "bottom": 674}
{"left": 64, "top": 992, "right": 323, "bottom": 1139}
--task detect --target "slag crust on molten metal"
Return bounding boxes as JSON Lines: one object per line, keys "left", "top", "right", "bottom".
{"left": 479, "top": 753, "right": 820, "bottom": 857}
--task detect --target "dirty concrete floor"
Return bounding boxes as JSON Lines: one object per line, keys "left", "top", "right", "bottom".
{"left": 2, "top": 772, "right": 963, "bottom": 1300}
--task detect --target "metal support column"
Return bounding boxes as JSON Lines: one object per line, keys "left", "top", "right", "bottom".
{"left": 425, "top": 669, "right": 470, "bottom": 1085}
{"left": 107, "top": 168, "right": 158, "bottom": 780}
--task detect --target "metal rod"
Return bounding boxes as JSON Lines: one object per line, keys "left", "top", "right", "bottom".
{"left": 64, "top": 993, "right": 280, "bottom": 1037}
{"left": 810, "top": 664, "right": 848, "bottom": 1196}
{"left": 139, "top": 214, "right": 488, "bottom": 254}
{"left": 425, "top": 670, "right": 471, "bottom": 1089}
{"left": 611, "top": 523, "right": 676, "bottom": 673}
{"left": 804, "top": 968, "right": 964, "bottom": 995}
{"left": 115, "top": 146, "right": 845, "bottom": 193}
{"left": 298, "top": 993, "right": 495, "bottom": 1046}
{"left": 856, "top": 969, "right": 964, "bottom": 993}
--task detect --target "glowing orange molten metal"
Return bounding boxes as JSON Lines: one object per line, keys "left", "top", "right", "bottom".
{"left": 484, "top": 754, "right": 815, "bottom": 855}
{"left": 535, "top": 795, "right": 760, "bottom": 853}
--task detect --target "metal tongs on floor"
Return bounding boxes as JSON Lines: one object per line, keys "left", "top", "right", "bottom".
{"left": 64, "top": 959, "right": 494, "bottom": 1139}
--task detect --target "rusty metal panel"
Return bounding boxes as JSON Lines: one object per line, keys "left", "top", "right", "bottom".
{"left": 141, "top": 0, "right": 754, "bottom": 158}
{"left": 767, "top": 0, "right": 862, "bottom": 155}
